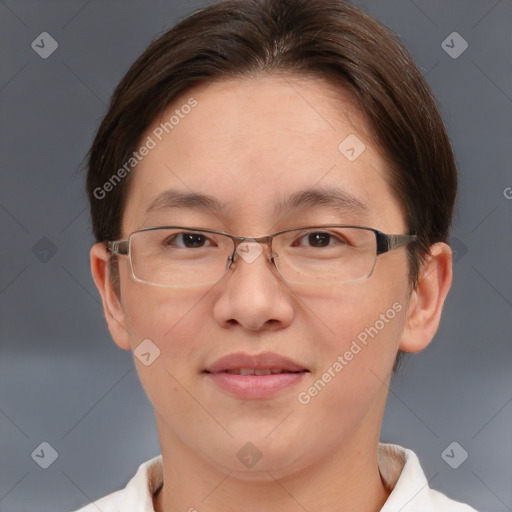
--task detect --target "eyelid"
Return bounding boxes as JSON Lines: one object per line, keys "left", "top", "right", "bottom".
{"left": 164, "top": 231, "right": 211, "bottom": 247}
{"left": 290, "top": 228, "right": 347, "bottom": 246}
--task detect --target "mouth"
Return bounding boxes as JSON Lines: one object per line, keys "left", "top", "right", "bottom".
{"left": 210, "top": 368, "right": 307, "bottom": 376}
{"left": 203, "top": 352, "right": 310, "bottom": 399}
{"left": 203, "top": 351, "right": 310, "bottom": 374}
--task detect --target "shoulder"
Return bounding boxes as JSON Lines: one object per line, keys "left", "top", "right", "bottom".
{"left": 70, "top": 455, "right": 163, "bottom": 512}
{"left": 71, "top": 490, "right": 124, "bottom": 512}
{"left": 378, "top": 443, "right": 479, "bottom": 512}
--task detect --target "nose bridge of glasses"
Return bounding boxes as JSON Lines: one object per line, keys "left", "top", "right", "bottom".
{"left": 229, "top": 234, "right": 276, "bottom": 267}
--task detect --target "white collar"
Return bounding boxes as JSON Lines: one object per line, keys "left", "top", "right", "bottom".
{"left": 79, "top": 443, "right": 478, "bottom": 511}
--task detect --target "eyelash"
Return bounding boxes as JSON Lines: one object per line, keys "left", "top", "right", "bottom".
{"left": 164, "top": 230, "right": 348, "bottom": 249}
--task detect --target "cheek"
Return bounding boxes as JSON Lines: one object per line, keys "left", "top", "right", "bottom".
{"left": 119, "top": 267, "right": 217, "bottom": 383}
{"left": 291, "top": 303, "right": 406, "bottom": 452}
{"left": 120, "top": 283, "right": 215, "bottom": 416}
{"left": 294, "top": 277, "right": 408, "bottom": 412}
{"left": 297, "top": 268, "right": 408, "bottom": 350}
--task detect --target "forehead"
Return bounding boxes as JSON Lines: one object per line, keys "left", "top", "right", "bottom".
{"left": 122, "top": 74, "right": 405, "bottom": 234}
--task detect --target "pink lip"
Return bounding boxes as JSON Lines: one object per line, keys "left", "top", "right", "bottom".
{"left": 205, "top": 351, "right": 308, "bottom": 373}
{"left": 203, "top": 351, "right": 309, "bottom": 399}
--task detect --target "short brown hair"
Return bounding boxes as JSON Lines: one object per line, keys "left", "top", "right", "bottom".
{"left": 87, "top": 0, "right": 457, "bottom": 362}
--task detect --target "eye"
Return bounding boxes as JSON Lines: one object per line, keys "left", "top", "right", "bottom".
{"left": 164, "top": 232, "right": 213, "bottom": 249}
{"left": 295, "top": 231, "right": 346, "bottom": 248}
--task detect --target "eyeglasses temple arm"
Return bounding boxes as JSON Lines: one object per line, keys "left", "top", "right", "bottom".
{"left": 107, "top": 240, "right": 129, "bottom": 255}
{"left": 376, "top": 233, "right": 417, "bottom": 255}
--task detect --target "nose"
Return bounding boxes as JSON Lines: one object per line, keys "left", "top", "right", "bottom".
{"left": 212, "top": 240, "right": 295, "bottom": 332}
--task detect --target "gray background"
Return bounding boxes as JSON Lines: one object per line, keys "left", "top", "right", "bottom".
{"left": 0, "top": 1, "right": 511, "bottom": 511}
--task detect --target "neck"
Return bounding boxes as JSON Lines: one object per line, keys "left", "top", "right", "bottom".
{"left": 153, "top": 424, "right": 389, "bottom": 512}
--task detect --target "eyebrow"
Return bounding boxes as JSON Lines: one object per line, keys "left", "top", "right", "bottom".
{"left": 145, "top": 190, "right": 225, "bottom": 214}
{"left": 276, "top": 187, "right": 368, "bottom": 216}
{"left": 145, "top": 186, "right": 368, "bottom": 216}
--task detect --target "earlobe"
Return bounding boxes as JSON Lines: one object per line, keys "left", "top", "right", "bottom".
{"left": 90, "top": 243, "right": 132, "bottom": 351}
{"left": 399, "top": 242, "right": 453, "bottom": 353}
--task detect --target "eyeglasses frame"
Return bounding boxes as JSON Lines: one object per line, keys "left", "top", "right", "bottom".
{"left": 107, "top": 225, "right": 417, "bottom": 286}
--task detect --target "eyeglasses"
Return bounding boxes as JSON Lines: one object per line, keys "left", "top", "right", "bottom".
{"left": 107, "top": 225, "right": 417, "bottom": 288}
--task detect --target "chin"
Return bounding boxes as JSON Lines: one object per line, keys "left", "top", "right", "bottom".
{"left": 201, "top": 438, "right": 314, "bottom": 479}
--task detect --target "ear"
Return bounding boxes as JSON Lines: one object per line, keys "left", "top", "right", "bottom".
{"left": 90, "top": 243, "right": 131, "bottom": 351}
{"left": 399, "top": 242, "right": 453, "bottom": 353}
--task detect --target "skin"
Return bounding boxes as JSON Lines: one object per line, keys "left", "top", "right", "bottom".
{"left": 91, "top": 74, "right": 452, "bottom": 512}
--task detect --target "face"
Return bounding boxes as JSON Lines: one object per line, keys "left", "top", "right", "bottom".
{"left": 100, "top": 75, "right": 415, "bottom": 478}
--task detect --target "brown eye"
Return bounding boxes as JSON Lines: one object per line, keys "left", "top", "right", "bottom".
{"left": 165, "top": 232, "right": 209, "bottom": 248}
{"left": 294, "top": 231, "right": 347, "bottom": 248}
{"left": 306, "top": 232, "right": 331, "bottom": 247}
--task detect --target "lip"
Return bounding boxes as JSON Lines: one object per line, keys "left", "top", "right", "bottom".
{"left": 205, "top": 351, "right": 308, "bottom": 373}
{"left": 203, "top": 351, "right": 310, "bottom": 400}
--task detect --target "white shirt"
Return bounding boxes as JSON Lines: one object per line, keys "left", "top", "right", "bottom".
{"left": 72, "top": 443, "right": 478, "bottom": 511}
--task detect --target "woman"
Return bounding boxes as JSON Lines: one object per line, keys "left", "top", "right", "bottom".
{"left": 79, "top": 1, "right": 478, "bottom": 510}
